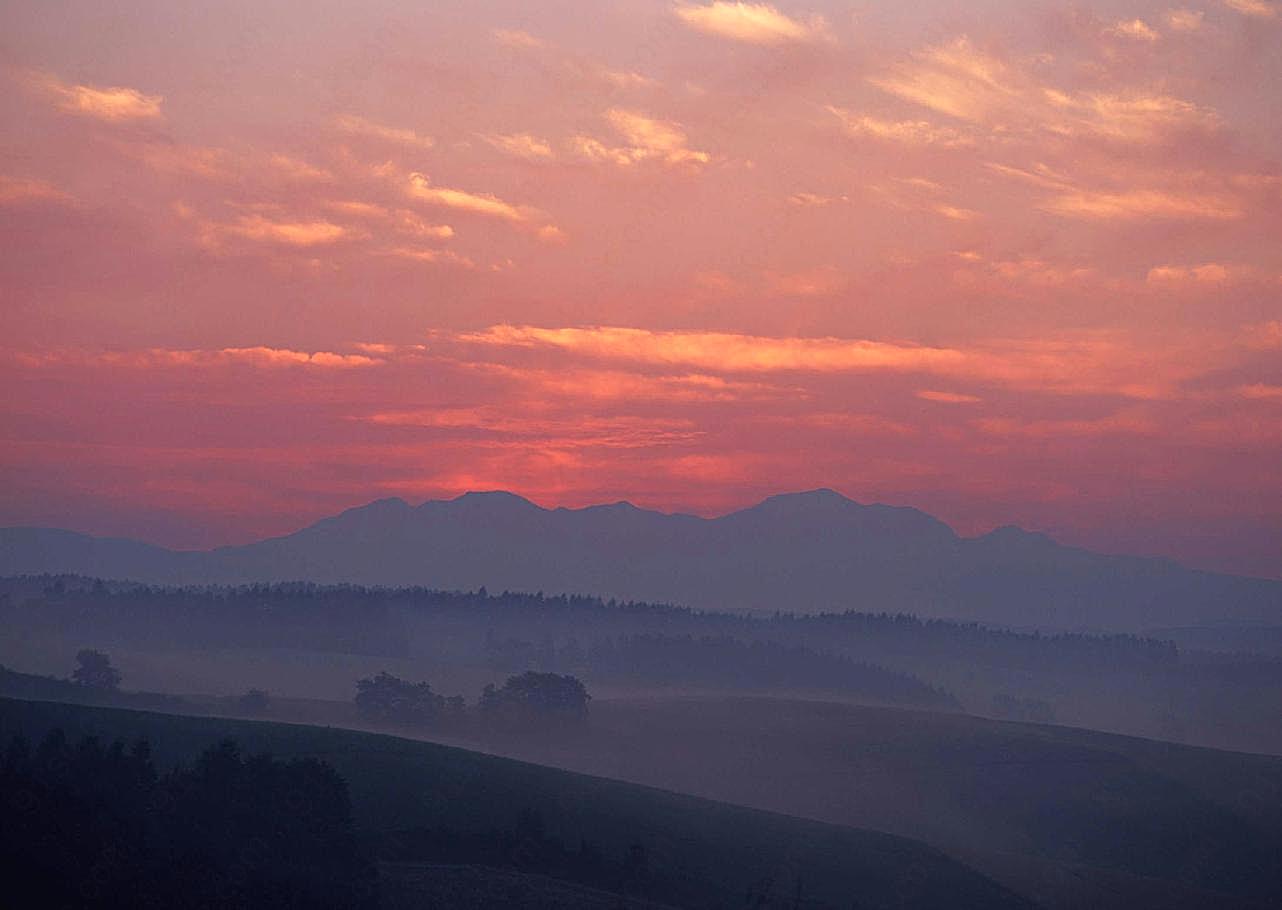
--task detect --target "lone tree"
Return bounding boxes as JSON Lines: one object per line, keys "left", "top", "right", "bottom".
{"left": 71, "top": 649, "right": 121, "bottom": 691}
{"left": 354, "top": 672, "right": 444, "bottom": 726}
{"left": 480, "top": 671, "right": 590, "bottom": 726}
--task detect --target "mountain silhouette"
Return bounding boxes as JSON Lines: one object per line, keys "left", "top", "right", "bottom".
{"left": 3, "top": 489, "right": 1280, "bottom": 632}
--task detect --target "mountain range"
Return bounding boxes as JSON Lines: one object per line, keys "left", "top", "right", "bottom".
{"left": 3, "top": 489, "right": 1280, "bottom": 632}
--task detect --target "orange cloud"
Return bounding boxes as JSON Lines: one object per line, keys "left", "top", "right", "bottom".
{"left": 675, "top": 2, "right": 831, "bottom": 45}
{"left": 33, "top": 72, "right": 162, "bottom": 121}
{"left": 227, "top": 214, "right": 348, "bottom": 246}
{"left": 365, "top": 408, "right": 701, "bottom": 449}
{"left": 484, "top": 133, "right": 555, "bottom": 161}
{"left": 457, "top": 324, "right": 969, "bottom": 374}
{"left": 1165, "top": 9, "right": 1206, "bottom": 31}
{"left": 15, "top": 346, "right": 382, "bottom": 369}
{"left": 1042, "top": 188, "right": 1243, "bottom": 220}
{"left": 827, "top": 107, "right": 973, "bottom": 148}
{"left": 127, "top": 142, "right": 234, "bottom": 180}
{"left": 572, "top": 110, "right": 711, "bottom": 168}
{"left": 873, "top": 37, "right": 1217, "bottom": 144}
{"left": 406, "top": 173, "right": 534, "bottom": 221}
{"left": 766, "top": 266, "right": 847, "bottom": 296}
{"left": 1147, "top": 262, "right": 1231, "bottom": 284}
{"left": 0, "top": 175, "right": 74, "bottom": 205}
{"left": 334, "top": 114, "right": 434, "bottom": 149}
{"left": 1223, "top": 0, "right": 1277, "bottom": 18}
{"left": 1107, "top": 19, "right": 1160, "bottom": 41}
{"left": 322, "top": 201, "right": 454, "bottom": 240}
{"left": 787, "top": 192, "right": 848, "bottom": 206}
{"left": 917, "top": 390, "right": 982, "bottom": 403}
{"left": 1238, "top": 384, "right": 1282, "bottom": 399}
{"left": 453, "top": 324, "right": 1210, "bottom": 399}
{"left": 1243, "top": 321, "right": 1282, "bottom": 349}
{"left": 870, "top": 177, "right": 980, "bottom": 222}
{"left": 268, "top": 154, "right": 333, "bottom": 181}
{"left": 383, "top": 246, "right": 476, "bottom": 268}
{"left": 492, "top": 28, "right": 546, "bottom": 49}
{"left": 977, "top": 413, "right": 1158, "bottom": 438}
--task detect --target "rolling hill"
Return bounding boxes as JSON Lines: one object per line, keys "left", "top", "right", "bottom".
{"left": 0, "top": 696, "right": 1032, "bottom": 910}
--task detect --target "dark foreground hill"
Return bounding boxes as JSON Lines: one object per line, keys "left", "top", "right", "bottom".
{"left": 0, "top": 697, "right": 1031, "bottom": 910}
{"left": 4, "top": 489, "right": 1282, "bottom": 631}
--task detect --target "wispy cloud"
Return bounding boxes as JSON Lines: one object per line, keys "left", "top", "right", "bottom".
{"left": 382, "top": 246, "right": 476, "bottom": 268}
{"left": 492, "top": 28, "right": 546, "bottom": 49}
{"left": 675, "top": 2, "right": 831, "bottom": 45}
{"left": 334, "top": 114, "right": 435, "bottom": 149}
{"left": 787, "top": 191, "right": 848, "bottom": 206}
{"left": 15, "top": 346, "right": 382, "bottom": 370}
{"left": 917, "top": 390, "right": 982, "bottom": 403}
{"left": 453, "top": 324, "right": 1209, "bottom": 399}
{"left": 1223, "top": 0, "right": 1277, "bottom": 19}
{"left": 406, "top": 173, "right": 535, "bottom": 222}
{"left": 32, "top": 72, "right": 163, "bottom": 121}
{"left": 1107, "top": 19, "right": 1160, "bottom": 41}
{"left": 1166, "top": 9, "right": 1206, "bottom": 31}
{"left": 483, "top": 133, "right": 555, "bottom": 161}
{"left": 268, "top": 154, "right": 333, "bottom": 182}
{"left": 572, "top": 109, "right": 711, "bottom": 168}
{"left": 0, "top": 175, "right": 74, "bottom": 205}
{"left": 1147, "top": 262, "right": 1231, "bottom": 284}
{"left": 322, "top": 200, "right": 455, "bottom": 240}
{"left": 827, "top": 106, "right": 973, "bottom": 148}
{"left": 226, "top": 214, "right": 349, "bottom": 246}
{"left": 1041, "top": 187, "right": 1243, "bottom": 220}
{"left": 126, "top": 142, "right": 234, "bottom": 180}
{"left": 872, "top": 37, "right": 1217, "bottom": 145}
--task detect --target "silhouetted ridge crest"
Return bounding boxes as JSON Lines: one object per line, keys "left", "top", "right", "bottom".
{"left": 2, "top": 489, "right": 1281, "bottom": 630}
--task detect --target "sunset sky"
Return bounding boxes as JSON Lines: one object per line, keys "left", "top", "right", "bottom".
{"left": 2, "top": 0, "right": 1280, "bottom": 577}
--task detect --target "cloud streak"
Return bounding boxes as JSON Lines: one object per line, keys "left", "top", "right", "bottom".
{"left": 33, "top": 72, "right": 163, "bottom": 121}
{"left": 675, "top": 2, "right": 831, "bottom": 45}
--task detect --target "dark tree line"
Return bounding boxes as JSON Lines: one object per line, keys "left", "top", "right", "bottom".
{"left": 0, "top": 730, "right": 376, "bottom": 909}
{"left": 377, "top": 808, "right": 652, "bottom": 899}
{"left": 6, "top": 575, "right": 1184, "bottom": 672}
{"left": 353, "top": 670, "right": 590, "bottom": 730}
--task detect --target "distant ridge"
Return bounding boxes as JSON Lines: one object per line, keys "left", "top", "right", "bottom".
{"left": 3, "top": 489, "right": 1280, "bottom": 632}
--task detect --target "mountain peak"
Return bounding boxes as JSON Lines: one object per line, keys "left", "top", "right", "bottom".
{"left": 446, "top": 490, "right": 540, "bottom": 510}
{"left": 754, "top": 488, "right": 859, "bottom": 510}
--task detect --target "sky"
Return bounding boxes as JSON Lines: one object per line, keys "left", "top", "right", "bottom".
{"left": 1, "top": 0, "right": 1280, "bottom": 578}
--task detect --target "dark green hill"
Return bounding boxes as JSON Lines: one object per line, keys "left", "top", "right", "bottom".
{"left": 0, "top": 697, "right": 1031, "bottom": 910}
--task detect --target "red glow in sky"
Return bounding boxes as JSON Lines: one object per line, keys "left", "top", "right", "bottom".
{"left": 1, "top": 1, "right": 1280, "bottom": 577}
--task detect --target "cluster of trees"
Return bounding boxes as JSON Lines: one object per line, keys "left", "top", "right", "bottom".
{"left": 486, "top": 632, "right": 958, "bottom": 709}
{"left": 71, "top": 648, "right": 122, "bottom": 691}
{"left": 0, "top": 730, "right": 376, "bottom": 909}
{"left": 353, "top": 670, "right": 589, "bottom": 730}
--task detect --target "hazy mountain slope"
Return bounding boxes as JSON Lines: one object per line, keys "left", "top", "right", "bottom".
{"left": 4, "top": 490, "right": 1281, "bottom": 630}
{"left": 0, "top": 697, "right": 1033, "bottom": 910}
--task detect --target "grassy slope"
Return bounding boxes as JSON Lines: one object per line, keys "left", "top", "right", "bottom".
{"left": 436, "top": 696, "right": 1282, "bottom": 905}
{"left": 0, "top": 697, "right": 1031, "bottom": 910}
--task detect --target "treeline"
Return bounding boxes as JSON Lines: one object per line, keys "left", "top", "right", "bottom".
{"left": 0, "top": 730, "right": 375, "bottom": 909}
{"left": 3, "top": 574, "right": 1183, "bottom": 672}
{"left": 377, "top": 810, "right": 655, "bottom": 900}
{"left": 485, "top": 633, "right": 957, "bottom": 709}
